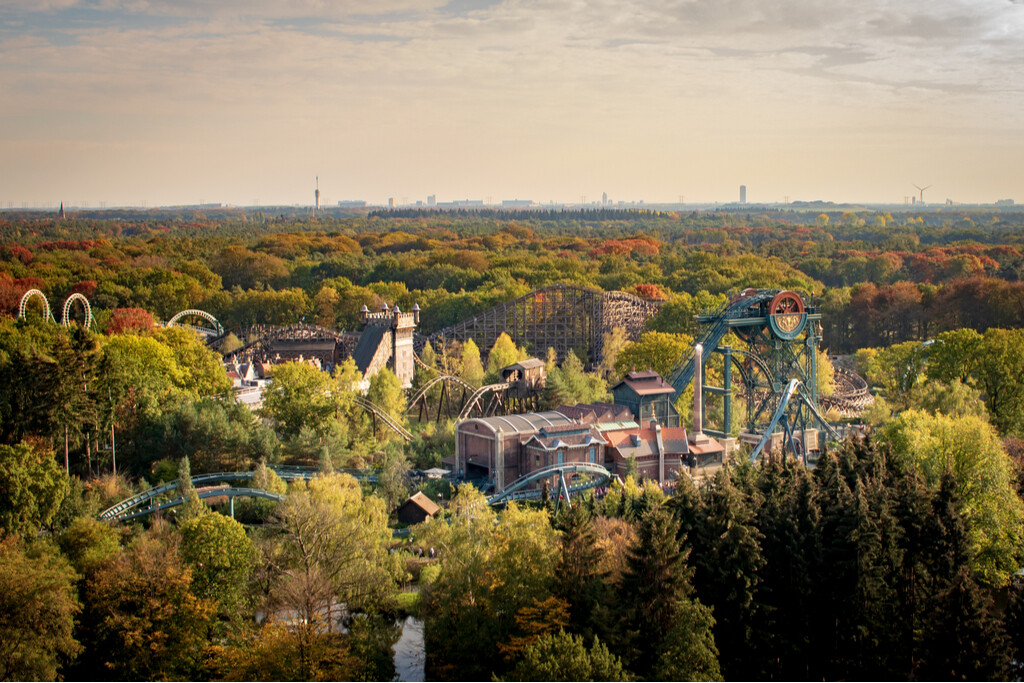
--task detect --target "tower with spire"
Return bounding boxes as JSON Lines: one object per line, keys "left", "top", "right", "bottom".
{"left": 58, "top": 203, "right": 65, "bottom": 220}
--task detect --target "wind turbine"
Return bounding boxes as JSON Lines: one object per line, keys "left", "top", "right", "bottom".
{"left": 913, "top": 184, "right": 932, "bottom": 204}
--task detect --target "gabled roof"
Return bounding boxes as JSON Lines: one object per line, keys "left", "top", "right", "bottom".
{"left": 604, "top": 425, "right": 691, "bottom": 458}
{"left": 397, "top": 491, "right": 441, "bottom": 517}
{"left": 506, "top": 358, "right": 546, "bottom": 371}
{"left": 524, "top": 424, "right": 607, "bottom": 451}
{"left": 555, "top": 402, "right": 634, "bottom": 424}
{"left": 612, "top": 370, "right": 676, "bottom": 397}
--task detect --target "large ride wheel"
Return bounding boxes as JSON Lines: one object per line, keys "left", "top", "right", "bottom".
{"left": 768, "top": 290, "right": 805, "bottom": 316}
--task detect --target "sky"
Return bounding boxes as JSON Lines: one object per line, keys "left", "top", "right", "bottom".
{"left": 1, "top": 0, "right": 1023, "bottom": 208}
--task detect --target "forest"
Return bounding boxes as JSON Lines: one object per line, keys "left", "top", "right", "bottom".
{"left": 2, "top": 206, "right": 1024, "bottom": 681}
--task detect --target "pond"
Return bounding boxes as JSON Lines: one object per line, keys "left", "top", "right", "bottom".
{"left": 392, "top": 616, "right": 426, "bottom": 682}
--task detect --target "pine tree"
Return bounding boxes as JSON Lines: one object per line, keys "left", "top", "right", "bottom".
{"left": 917, "top": 567, "right": 1010, "bottom": 680}
{"left": 177, "top": 456, "right": 207, "bottom": 522}
{"left": 692, "top": 466, "right": 764, "bottom": 680}
{"left": 616, "top": 507, "right": 719, "bottom": 680}
{"left": 552, "top": 506, "right": 608, "bottom": 642}
{"left": 666, "top": 470, "right": 703, "bottom": 549}
{"left": 915, "top": 471, "right": 1009, "bottom": 679}
{"left": 749, "top": 457, "right": 821, "bottom": 680}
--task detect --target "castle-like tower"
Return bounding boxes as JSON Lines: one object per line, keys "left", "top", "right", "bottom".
{"left": 352, "top": 302, "right": 420, "bottom": 388}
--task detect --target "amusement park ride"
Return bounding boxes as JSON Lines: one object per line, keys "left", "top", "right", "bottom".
{"left": 665, "top": 288, "right": 841, "bottom": 463}
{"left": 17, "top": 284, "right": 867, "bottom": 519}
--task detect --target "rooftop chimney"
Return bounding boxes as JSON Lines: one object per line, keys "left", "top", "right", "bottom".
{"left": 692, "top": 343, "right": 709, "bottom": 444}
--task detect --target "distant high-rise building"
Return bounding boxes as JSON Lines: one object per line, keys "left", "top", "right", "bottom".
{"left": 602, "top": 192, "right": 608, "bottom": 206}
{"left": 388, "top": 197, "right": 395, "bottom": 209}
{"left": 740, "top": 185, "right": 747, "bottom": 203}
{"left": 314, "top": 177, "right": 320, "bottom": 211}
{"left": 427, "top": 195, "right": 436, "bottom": 206}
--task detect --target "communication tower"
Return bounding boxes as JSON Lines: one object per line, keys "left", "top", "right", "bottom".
{"left": 314, "top": 177, "right": 320, "bottom": 212}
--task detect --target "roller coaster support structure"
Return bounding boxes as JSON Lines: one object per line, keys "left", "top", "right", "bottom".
{"left": 487, "top": 462, "right": 611, "bottom": 513}
{"left": 748, "top": 379, "right": 840, "bottom": 465}
{"left": 666, "top": 289, "right": 837, "bottom": 459}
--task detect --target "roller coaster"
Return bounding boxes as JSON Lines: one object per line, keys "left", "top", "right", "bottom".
{"left": 99, "top": 466, "right": 380, "bottom": 522}
{"left": 422, "top": 283, "right": 662, "bottom": 365}
{"left": 18, "top": 289, "right": 93, "bottom": 328}
{"left": 665, "top": 288, "right": 853, "bottom": 463}
{"left": 101, "top": 461, "right": 605, "bottom": 524}
{"left": 166, "top": 309, "right": 224, "bottom": 338}
{"left": 487, "top": 462, "right": 612, "bottom": 512}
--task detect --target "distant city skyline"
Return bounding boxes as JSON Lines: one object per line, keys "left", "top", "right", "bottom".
{"left": 2, "top": 1, "right": 1022, "bottom": 207}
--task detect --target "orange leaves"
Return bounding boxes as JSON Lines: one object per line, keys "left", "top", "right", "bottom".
{"left": 588, "top": 237, "right": 662, "bottom": 258}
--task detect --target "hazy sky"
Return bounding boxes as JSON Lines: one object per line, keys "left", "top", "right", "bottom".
{"left": 2, "top": 0, "right": 1022, "bottom": 207}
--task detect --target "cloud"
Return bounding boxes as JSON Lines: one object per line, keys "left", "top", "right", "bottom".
{"left": 2, "top": 0, "right": 1023, "bottom": 204}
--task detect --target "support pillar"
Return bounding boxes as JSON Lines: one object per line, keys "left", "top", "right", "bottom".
{"left": 723, "top": 345, "right": 732, "bottom": 436}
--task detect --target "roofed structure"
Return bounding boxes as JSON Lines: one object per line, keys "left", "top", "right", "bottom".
{"left": 395, "top": 491, "right": 441, "bottom": 525}
{"left": 611, "top": 370, "right": 680, "bottom": 427}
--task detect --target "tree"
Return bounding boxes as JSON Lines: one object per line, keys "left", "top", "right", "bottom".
{"left": 749, "top": 458, "right": 822, "bottom": 680}
{"left": 882, "top": 410, "right": 1024, "bottom": 586}
{"left": 260, "top": 361, "right": 337, "bottom": 438}
{"left": 486, "top": 332, "right": 527, "bottom": 381}
{"left": 543, "top": 351, "right": 608, "bottom": 408}
{"left": 0, "top": 537, "right": 81, "bottom": 681}
{"left": 218, "top": 332, "right": 243, "bottom": 355}
{"left": 149, "top": 327, "right": 232, "bottom": 399}
{"left": 176, "top": 455, "right": 208, "bottom": 523}
{"left": 917, "top": 567, "right": 1010, "bottom": 680}
{"left": 691, "top": 466, "right": 763, "bottom": 679}
{"left": 179, "top": 513, "right": 256, "bottom": 616}
{"left": 862, "top": 340, "right": 929, "bottom": 410}
{"left": 273, "top": 473, "right": 398, "bottom": 628}
{"left": 648, "top": 291, "right": 726, "bottom": 337}
{"left": 0, "top": 441, "right": 69, "bottom": 537}
{"left": 57, "top": 516, "right": 121, "bottom": 577}
{"left": 207, "top": 620, "right": 356, "bottom": 682}
{"left": 505, "top": 631, "right": 626, "bottom": 682}
{"left": 927, "top": 328, "right": 983, "bottom": 384}
{"left": 552, "top": 506, "right": 608, "bottom": 641}
{"left": 419, "top": 489, "right": 560, "bottom": 680}
{"left": 974, "top": 328, "right": 1024, "bottom": 435}
{"left": 366, "top": 367, "right": 407, "bottom": 427}
{"left": 460, "top": 339, "right": 484, "bottom": 386}
{"left": 81, "top": 528, "right": 216, "bottom": 680}
{"left": 234, "top": 459, "right": 287, "bottom": 523}
{"left": 313, "top": 286, "right": 340, "bottom": 328}
{"left": 616, "top": 506, "right": 719, "bottom": 680}
{"left": 909, "top": 378, "right": 989, "bottom": 419}
{"left": 614, "top": 330, "right": 693, "bottom": 380}
{"left": 135, "top": 397, "right": 278, "bottom": 474}
{"left": 105, "top": 307, "right": 155, "bottom": 335}
{"left": 596, "top": 327, "right": 629, "bottom": 383}
{"left": 39, "top": 327, "right": 99, "bottom": 472}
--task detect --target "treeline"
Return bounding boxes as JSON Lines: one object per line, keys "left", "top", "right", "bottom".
{"left": 0, "top": 459, "right": 409, "bottom": 680}
{"left": 0, "top": 316, "right": 437, "bottom": 486}
{"left": 4, "top": 212, "right": 1024, "bottom": 358}
{"left": 417, "top": 425, "right": 1024, "bottom": 681}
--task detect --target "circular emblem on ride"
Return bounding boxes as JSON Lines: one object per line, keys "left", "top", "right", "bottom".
{"left": 767, "top": 290, "right": 807, "bottom": 340}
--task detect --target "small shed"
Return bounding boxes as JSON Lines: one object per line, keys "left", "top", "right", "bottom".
{"left": 395, "top": 491, "right": 441, "bottom": 525}
{"left": 501, "top": 358, "right": 547, "bottom": 394}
